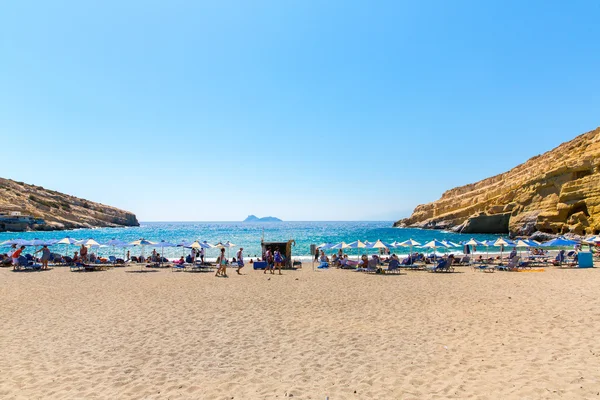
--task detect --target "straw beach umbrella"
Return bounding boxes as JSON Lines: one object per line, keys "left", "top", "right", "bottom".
{"left": 347, "top": 240, "right": 367, "bottom": 260}
{"left": 57, "top": 237, "right": 79, "bottom": 256}
{"left": 130, "top": 239, "right": 155, "bottom": 261}
{"left": 464, "top": 238, "right": 484, "bottom": 256}
{"left": 398, "top": 239, "right": 421, "bottom": 262}
{"left": 493, "top": 238, "right": 511, "bottom": 263}
{"left": 421, "top": 239, "right": 446, "bottom": 262}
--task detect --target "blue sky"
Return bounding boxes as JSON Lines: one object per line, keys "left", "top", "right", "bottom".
{"left": 1, "top": 0, "right": 599, "bottom": 221}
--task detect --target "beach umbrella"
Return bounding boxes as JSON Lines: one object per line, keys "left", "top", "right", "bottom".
{"left": 421, "top": 239, "right": 447, "bottom": 262}
{"left": 56, "top": 237, "right": 79, "bottom": 255}
{"left": 493, "top": 238, "right": 511, "bottom": 262}
{"left": 541, "top": 237, "right": 580, "bottom": 247}
{"left": 513, "top": 239, "right": 535, "bottom": 258}
{"left": 366, "top": 239, "right": 390, "bottom": 257}
{"left": 330, "top": 242, "right": 351, "bottom": 249}
{"left": 366, "top": 239, "right": 389, "bottom": 249}
{"left": 330, "top": 242, "right": 351, "bottom": 258}
{"left": 0, "top": 239, "right": 22, "bottom": 247}
{"left": 223, "top": 241, "right": 236, "bottom": 258}
{"left": 130, "top": 239, "right": 155, "bottom": 261}
{"left": 317, "top": 243, "right": 334, "bottom": 250}
{"left": 153, "top": 240, "right": 177, "bottom": 265}
{"left": 103, "top": 238, "right": 129, "bottom": 261}
{"left": 347, "top": 240, "right": 367, "bottom": 260}
{"left": 463, "top": 238, "right": 484, "bottom": 255}
{"left": 398, "top": 238, "right": 422, "bottom": 262}
{"left": 441, "top": 240, "right": 460, "bottom": 248}
{"left": 176, "top": 240, "right": 192, "bottom": 258}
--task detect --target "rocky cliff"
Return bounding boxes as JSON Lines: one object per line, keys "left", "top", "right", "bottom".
{"left": 0, "top": 178, "right": 139, "bottom": 231}
{"left": 395, "top": 127, "right": 600, "bottom": 237}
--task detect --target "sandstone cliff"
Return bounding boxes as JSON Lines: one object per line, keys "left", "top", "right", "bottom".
{"left": 0, "top": 178, "right": 139, "bottom": 231}
{"left": 395, "top": 127, "right": 600, "bottom": 236}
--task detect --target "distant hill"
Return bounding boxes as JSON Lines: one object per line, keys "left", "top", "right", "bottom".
{"left": 395, "top": 126, "right": 600, "bottom": 236}
{"left": 0, "top": 178, "right": 139, "bottom": 231}
{"left": 243, "top": 215, "right": 282, "bottom": 223}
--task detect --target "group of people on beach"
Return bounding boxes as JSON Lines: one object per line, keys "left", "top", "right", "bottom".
{"left": 214, "top": 247, "right": 245, "bottom": 278}
{"left": 261, "top": 247, "right": 284, "bottom": 275}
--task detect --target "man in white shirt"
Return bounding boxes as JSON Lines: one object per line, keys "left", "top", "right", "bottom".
{"left": 236, "top": 247, "right": 244, "bottom": 275}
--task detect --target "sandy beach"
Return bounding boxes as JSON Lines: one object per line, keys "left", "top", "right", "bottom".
{"left": 2, "top": 263, "right": 600, "bottom": 399}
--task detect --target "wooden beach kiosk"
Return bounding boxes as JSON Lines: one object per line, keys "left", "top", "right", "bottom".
{"left": 260, "top": 240, "right": 295, "bottom": 269}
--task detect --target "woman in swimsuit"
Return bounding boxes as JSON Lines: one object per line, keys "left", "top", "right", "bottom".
{"left": 274, "top": 250, "right": 283, "bottom": 275}
{"left": 215, "top": 248, "right": 228, "bottom": 277}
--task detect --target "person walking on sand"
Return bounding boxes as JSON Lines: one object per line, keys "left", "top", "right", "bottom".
{"left": 34, "top": 245, "right": 52, "bottom": 270}
{"left": 215, "top": 248, "right": 228, "bottom": 277}
{"left": 314, "top": 247, "right": 319, "bottom": 262}
{"left": 264, "top": 247, "right": 273, "bottom": 274}
{"left": 274, "top": 249, "right": 283, "bottom": 275}
{"left": 236, "top": 247, "right": 245, "bottom": 275}
{"left": 200, "top": 247, "right": 205, "bottom": 264}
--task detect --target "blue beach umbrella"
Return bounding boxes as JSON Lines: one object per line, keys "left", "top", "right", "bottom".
{"left": 399, "top": 239, "right": 422, "bottom": 261}
{"left": 104, "top": 238, "right": 129, "bottom": 261}
{"left": 130, "top": 239, "right": 156, "bottom": 260}
{"left": 317, "top": 243, "right": 335, "bottom": 250}
{"left": 421, "top": 239, "right": 446, "bottom": 262}
{"left": 153, "top": 240, "right": 177, "bottom": 265}
{"left": 0, "top": 239, "right": 22, "bottom": 247}
{"left": 541, "top": 237, "right": 580, "bottom": 247}
{"left": 347, "top": 240, "right": 367, "bottom": 260}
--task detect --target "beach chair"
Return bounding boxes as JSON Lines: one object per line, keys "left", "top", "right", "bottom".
{"left": 363, "top": 258, "right": 379, "bottom": 273}
{"left": 428, "top": 259, "right": 455, "bottom": 273}
{"left": 472, "top": 264, "right": 495, "bottom": 273}
{"left": 70, "top": 262, "right": 85, "bottom": 272}
{"left": 459, "top": 256, "right": 471, "bottom": 265}
{"left": 171, "top": 262, "right": 186, "bottom": 272}
{"left": 386, "top": 259, "right": 401, "bottom": 274}
{"left": 496, "top": 256, "right": 521, "bottom": 271}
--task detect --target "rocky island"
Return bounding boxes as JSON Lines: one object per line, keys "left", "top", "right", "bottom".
{"left": 396, "top": 127, "right": 600, "bottom": 237}
{"left": 0, "top": 178, "right": 139, "bottom": 232}
{"left": 243, "top": 215, "right": 282, "bottom": 222}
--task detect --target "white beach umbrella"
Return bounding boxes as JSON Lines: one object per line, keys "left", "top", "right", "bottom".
{"left": 398, "top": 238, "right": 422, "bottom": 261}
{"left": 442, "top": 240, "right": 460, "bottom": 248}
{"left": 366, "top": 239, "right": 388, "bottom": 249}
{"left": 130, "top": 239, "right": 156, "bottom": 262}
{"left": 347, "top": 240, "right": 366, "bottom": 260}
{"left": 421, "top": 239, "right": 447, "bottom": 262}
{"left": 493, "top": 238, "right": 511, "bottom": 262}
{"left": 366, "top": 240, "right": 390, "bottom": 258}
{"left": 153, "top": 240, "right": 177, "bottom": 266}
{"left": 464, "top": 238, "right": 484, "bottom": 255}
{"left": 317, "top": 243, "right": 335, "bottom": 250}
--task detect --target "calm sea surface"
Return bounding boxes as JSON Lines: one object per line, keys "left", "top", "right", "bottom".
{"left": 0, "top": 221, "right": 504, "bottom": 260}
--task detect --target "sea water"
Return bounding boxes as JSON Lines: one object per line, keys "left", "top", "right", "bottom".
{"left": 0, "top": 221, "right": 504, "bottom": 260}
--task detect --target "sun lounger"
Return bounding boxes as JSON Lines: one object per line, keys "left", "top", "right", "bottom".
{"left": 496, "top": 256, "right": 521, "bottom": 271}
{"left": 427, "top": 259, "right": 455, "bottom": 273}
{"left": 386, "top": 259, "right": 401, "bottom": 274}
{"left": 171, "top": 262, "right": 186, "bottom": 272}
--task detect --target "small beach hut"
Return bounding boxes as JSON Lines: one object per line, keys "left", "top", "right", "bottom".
{"left": 261, "top": 240, "right": 295, "bottom": 269}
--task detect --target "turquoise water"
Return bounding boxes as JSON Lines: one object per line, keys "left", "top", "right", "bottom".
{"left": 0, "top": 221, "right": 503, "bottom": 260}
